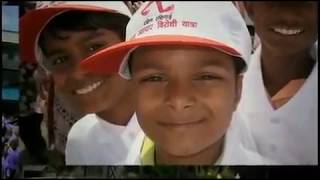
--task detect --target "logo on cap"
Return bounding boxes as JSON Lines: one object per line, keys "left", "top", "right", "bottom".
{"left": 141, "top": 1, "right": 175, "bottom": 16}
{"left": 36, "top": 1, "right": 66, "bottom": 9}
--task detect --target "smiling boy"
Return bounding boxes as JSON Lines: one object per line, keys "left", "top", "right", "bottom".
{"left": 237, "top": 2, "right": 318, "bottom": 164}
{"left": 20, "top": 1, "right": 142, "bottom": 165}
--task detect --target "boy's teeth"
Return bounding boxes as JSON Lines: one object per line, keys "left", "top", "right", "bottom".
{"left": 76, "top": 81, "right": 102, "bottom": 95}
{"left": 273, "top": 28, "right": 303, "bottom": 35}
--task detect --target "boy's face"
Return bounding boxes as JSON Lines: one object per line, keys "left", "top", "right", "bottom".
{"left": 131, "top": 45, "right": 242, "bottom": 157}
{"left": 41, "top": 29, "right": 128, "bottom": 113}
{"left": 245, "top": 2, "right": 318, "bottom": 54}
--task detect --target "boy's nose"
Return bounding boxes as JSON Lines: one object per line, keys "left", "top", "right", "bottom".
{"left": 72, "top": 54, "right": 91, "bottom": 79}
{"left": 164, "top": 80, "right": 196, "bottom": 111}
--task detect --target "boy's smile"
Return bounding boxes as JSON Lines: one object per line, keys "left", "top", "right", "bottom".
{"left": 271, "top": 27, "right": 304, "bottom": 36}
{"left": 266, "top": 18, "right": 310, "bottom": 42}
{"left": 156, "top": 112, "right": 207, "bottom": 132}
{"left": 245, "top": 2, "right": 317, "bottom": 53}
{"left": 74, "top": 79, "right": 104, "bottom": 95}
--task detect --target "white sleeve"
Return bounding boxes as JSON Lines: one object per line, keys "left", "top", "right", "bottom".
{"left": 65, "top": 120, "right": 87, "bottom": 165}
{"left": 124, "top": 130, "right": 145, "bottom": 165}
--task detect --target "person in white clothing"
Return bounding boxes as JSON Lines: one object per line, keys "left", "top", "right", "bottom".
{"left": 238, "top": 2, "right": 318, "bottom": 165}
{"left": 20, "top": 1, "right": 142, "bottom": 165}
{"left": 81, "top": 2, "right": 272, "bottom": 165}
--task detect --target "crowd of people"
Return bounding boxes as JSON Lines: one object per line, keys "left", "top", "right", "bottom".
{"left": 2, "top": 114, "right": 21, "bottom": 178}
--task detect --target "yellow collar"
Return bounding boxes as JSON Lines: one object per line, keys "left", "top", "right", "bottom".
{"left": 140, "top": 136, "right": 155, "bottom": 165}
{"left": 140, "top": 136, "right": 224, "bottom": 165}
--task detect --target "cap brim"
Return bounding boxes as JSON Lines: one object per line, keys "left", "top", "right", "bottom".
{"left": 80, "top": 35, "right": 242, "bottom": 75}
{"left": 20, "top": 5, "right": 118, "bottom": 64}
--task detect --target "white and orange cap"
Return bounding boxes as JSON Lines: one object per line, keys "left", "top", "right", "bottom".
{"left": 20, "top": 1, "right": 132, "bottom": 64}
{"left": 80, "top": 1, "right": 252, "bottom": 79}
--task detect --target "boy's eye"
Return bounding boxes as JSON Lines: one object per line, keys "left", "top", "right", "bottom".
{"left": 195, "top": 74, "right": 219, "bottom": 80}
{"left": 52, "top": 56, "right": 68, "bottom": 66}
{"left": 88, "top": 44, "right": 105, "bottom": 52}
{"left": 141, "top": 75, "right": 165, "bottom": 82}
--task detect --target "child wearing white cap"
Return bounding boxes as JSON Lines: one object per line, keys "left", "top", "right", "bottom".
{"left": 81, "top": 1, "right": 273, "bottom": 165}
{"left": 237, "top": 2, "right": 318, "bottom": 165}
{"left": 20, "top": 1, "right": 142, "bottom": 165}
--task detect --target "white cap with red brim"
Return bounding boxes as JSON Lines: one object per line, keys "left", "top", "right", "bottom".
{"left": 80, "top": 1, "right": 252, "bottom": 79}
{"left": 20, "top": 1, "right": 132, "bottom": 64}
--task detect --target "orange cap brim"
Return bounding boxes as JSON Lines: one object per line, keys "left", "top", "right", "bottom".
{"left": 20, "top": 5, "right": 117, "bottom": 64}
{"left": 80, "top": 35, "right": 241, "bottom": 74}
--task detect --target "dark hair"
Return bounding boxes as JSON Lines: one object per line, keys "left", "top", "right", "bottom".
{"left": 233, "top": 57, "right": 246, "bottom": 75}
{"left": 127, "top": 51, "right": 246, "bottom": 76}
{"left": 38, "top": 11, "right": 130, "bottom": 53}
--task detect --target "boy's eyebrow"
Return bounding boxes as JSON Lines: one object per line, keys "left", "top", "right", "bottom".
{"left": 199, "top": 58, "right": 227, "bottom": 67}
{"left": 133, "top": 59, "right": 165, "bottom": 71}
{"left": 80, "top": 30, "right": 108, "bottom": 42}
{"left": 45, "top": 49, "right": 65, "bottom": 57}
{"left": 197, "top": 58, "right": 233, "bottom": 75}
{"left": 193, "top": 56, "right": 233, "bottom": 72}
{"left": 134, "top": 57, "right": 230, "bottom": 72}
{"left": 45, "top": 30, "right": 108, "bottom": 56}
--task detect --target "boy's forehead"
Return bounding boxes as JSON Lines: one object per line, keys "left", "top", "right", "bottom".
{"left": 44, "top": 29, "right": 105, "bottom": 39}
{"left": 132, "top": 45, "right": 233, "bottom": 67}
{"left": 41, "top": 29, "right": 112, "bottom": 50}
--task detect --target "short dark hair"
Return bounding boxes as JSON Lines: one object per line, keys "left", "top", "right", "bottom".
{"left": 38, "top": 11, "right": 130, "bottom": 53}
{"left": 233, "top": 57, "right": 246, "bottom": 75}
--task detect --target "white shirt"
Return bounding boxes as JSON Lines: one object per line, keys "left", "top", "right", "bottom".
{"left": 237, "top": 44, "right": 318, "bottom": 165}
{"left": 125, "top": 112, "right": 274, "bottom": 165}
{"left": 65, "top": 113, "right": 142, "bottom": 165}
{"left": 220, "top": 111, "right": 277, "bottom": 165}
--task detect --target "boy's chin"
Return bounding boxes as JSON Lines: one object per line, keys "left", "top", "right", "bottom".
{"left": 162, "top": 143, "right": 206, "bottom": 158}
{"left": 158, "top": 148, "right": 213, "bottom": 165}
{"left": 81, "top": 104, "right": 111, "bottom": 114}
{"left": 66, "top": 101, "right": 106, "bottom": 115}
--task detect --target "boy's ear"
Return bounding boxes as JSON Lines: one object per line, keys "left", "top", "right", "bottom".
{"left": 234, "top": 75, "right": 243, "bottom": 111}
{"left": 243, "top": 2, "right": 254, "bottom": 22}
